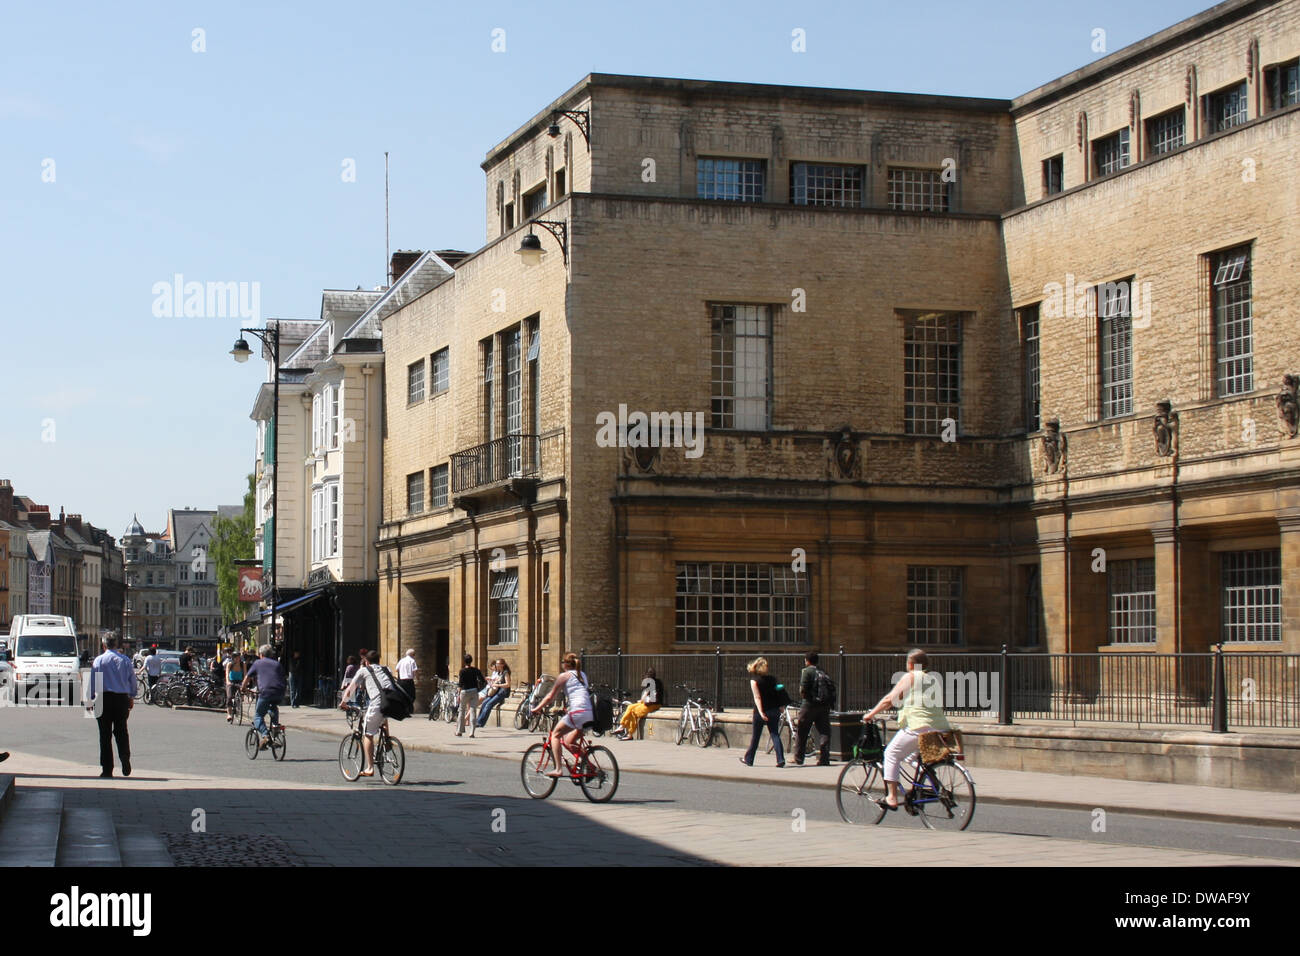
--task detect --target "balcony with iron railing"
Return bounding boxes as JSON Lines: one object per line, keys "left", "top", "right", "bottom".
{"left": 450, "top": 428, "right": 565, "bottom": 506}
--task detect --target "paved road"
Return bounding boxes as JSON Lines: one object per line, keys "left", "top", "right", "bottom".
{"left": 3, "top": 703, "right": 1294, "bottom": 866}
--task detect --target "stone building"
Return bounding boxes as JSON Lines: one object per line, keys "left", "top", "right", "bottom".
{"left": 121, "top": 516, "right": 175, "bottom": 650}
{"left": 164, "top": 508, "right": 223, "bottom": 645}
{"left": 376, "top": 0, "right": 1300, "bottom": 701}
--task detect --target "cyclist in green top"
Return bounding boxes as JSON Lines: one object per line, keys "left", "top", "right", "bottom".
{"left": 862, "top": 648, "right": 951, "bottom": 811}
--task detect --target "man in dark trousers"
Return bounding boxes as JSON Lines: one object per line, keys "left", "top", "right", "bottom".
{"left": 792, "top": 651, "right": 832, "bottom": 766}
{"left": 87, "top": 633, "right": 138, "bottom": 778}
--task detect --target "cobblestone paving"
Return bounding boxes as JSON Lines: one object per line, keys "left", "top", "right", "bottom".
{"left": 163, "top": 832, "right": 308, "bottom": 867}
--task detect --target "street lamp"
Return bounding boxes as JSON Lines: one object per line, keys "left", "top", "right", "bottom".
{"left": 230, "top": 325, "right": 281, "bottom": 651}
{"left": 515, "top": 219, "right": 568, "bottom": 266}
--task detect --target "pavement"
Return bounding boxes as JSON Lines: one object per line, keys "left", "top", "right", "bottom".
{"left": 271, "top": 701, "right": 1300, "bottom": 828}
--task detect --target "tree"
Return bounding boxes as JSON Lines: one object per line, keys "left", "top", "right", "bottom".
{"left": 211, "top": 474, "right": 256, "bottom": 625}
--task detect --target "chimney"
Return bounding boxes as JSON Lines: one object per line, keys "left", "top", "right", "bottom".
{"left": 389, "top": 250, "right": 423, "bottom": 285}
{"left": 66, "top": 513, "right": 83, "bottom": 534}
{"left": 0, "top": 479, "right": 13, "bottom": 523}
{"left": 28, "top": 504, "right": 51, "bottom": 530}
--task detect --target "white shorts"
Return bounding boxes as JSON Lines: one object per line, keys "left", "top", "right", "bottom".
{"left": 364, "top": 702, "right": 384, "bottom": 736}
{"left": 558, "top": 710, "right": 593, "bottom": 732}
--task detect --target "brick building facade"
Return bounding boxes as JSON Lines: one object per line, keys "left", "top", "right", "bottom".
{"left": 377, "top": 0, "right": 1300, "bottom": 703}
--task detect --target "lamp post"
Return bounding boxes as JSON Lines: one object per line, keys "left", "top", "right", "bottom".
{"left": 230, "top": 325, "right": 281, "bottom": 650}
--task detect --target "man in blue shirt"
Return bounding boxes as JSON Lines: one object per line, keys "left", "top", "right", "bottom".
{"left": 87, "top": 633, "right": 137, "bottom": 778}
{"left": 240, "top": 644, "right": 287, "bottom": 748}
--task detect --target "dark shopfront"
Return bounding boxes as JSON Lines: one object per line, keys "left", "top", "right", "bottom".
{"left": 277, "top": 581, "right": 378, "bottom": 707}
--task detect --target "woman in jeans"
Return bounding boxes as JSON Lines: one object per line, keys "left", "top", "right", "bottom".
{"left": 476, "top": 660, "right": 512, "bottom": 727}
{"left": 862, "top": 647, "right": 951, "bottom": 811}
{"left": 739, "top": 657, "right": 785, "bottom": 768}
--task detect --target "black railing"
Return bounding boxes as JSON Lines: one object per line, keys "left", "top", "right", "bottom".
{"left": 450, "top": 429, "right": 564, "bottom": 495}
{"left": 579, "top": 648, "right": 1300, "bottom": 731}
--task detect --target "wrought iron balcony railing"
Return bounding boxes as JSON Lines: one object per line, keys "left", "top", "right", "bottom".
{"left": 450, "top": 429, "right": 565, "bottom": 497}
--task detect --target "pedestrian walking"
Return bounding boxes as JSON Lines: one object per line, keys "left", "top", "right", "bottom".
{"left": 288, "top": 650, "right": 304, "bottom": 708}
{"left": 455, "top": 654, "right": 485, "bottom": 738}
{"left": 143, "top": 648, "right": 162, "bottom": 690}
{"left": 476, "top": 660, "right": 511, "bottom": 727}
{"left": 739, "top": 657, "right": 785, "bottom": 768}
{"left": 792, "top": 651, "right": 833, "bottom": 766}
{"left": 396, "top": 649, "right": 418, "bottom": 708}
{"left": 614, "top": 668, "right": 663, "bottom": 740}
{"left": 86, "top": 633, "right": 137, "bottom": 778}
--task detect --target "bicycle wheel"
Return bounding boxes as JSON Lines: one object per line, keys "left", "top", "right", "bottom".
{"left": 444, "top": 696, "right": 457, "bottom": 723}
{"left": 513, "top": 700, "right": 528, "bottom": 730}
{"left": 271, "top": 728, "right": 287, "bottom": 761}
{"left": 675, "top": 710, "right": 689, "bottom": 745}
{"left": 380, "top": 736, "right": 405, "bottom": 785}
{"left": 836, "top": 760, "right": 887, "bottom": 825}
{"left": 520, "top": 742, "right": 558, "bottom": 798}
{"left": 695, "top": 709, "right": 714, "bottom": 748}
{"left": 234, "top": 695, "right": 244, "bottom": 726}
{"left": 133, "top": 675, "right": 146, "bottom": 701}
{"left": 578, "top": 746, "right": 620, "bottom": 803}
{"left": 244, "top": 728, "right": 260, "bottom": 760}
{"left": 168, "top": 683, "right": 188, "bottom": 706}
{"left": 916, "top": 760, "right": 976, "bottom": 831}
{"left": 427, "top": 697, "right": 440, "bottom": 721}
{"left": 338, "top": 734, "right": 363, "bottom": 781}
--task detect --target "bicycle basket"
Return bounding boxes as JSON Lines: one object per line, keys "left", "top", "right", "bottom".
{"left": 918, "top": 729, "right": 963, "bottom": 764}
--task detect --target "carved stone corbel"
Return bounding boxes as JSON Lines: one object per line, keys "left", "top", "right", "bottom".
{"left": 1154, "top": 400, "right": 1179, "bottom": 457}
{"left": 1041, "top": 418, "right": 1066, "bottom": 475}
{"left": 1277, "top": 375, "right": 1299, "bottom": 438}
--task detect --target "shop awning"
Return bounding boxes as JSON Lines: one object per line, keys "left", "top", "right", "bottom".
{"left": 261, "top": 590, "right": 326, "bottom": 617}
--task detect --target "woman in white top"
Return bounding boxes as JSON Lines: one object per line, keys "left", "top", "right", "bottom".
{"left": 530, "top": 653, "right": 592, "bottom": 777}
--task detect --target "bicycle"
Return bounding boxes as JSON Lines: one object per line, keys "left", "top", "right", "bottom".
{"left": 227, "top": 686, "right": 245, "bottom": 725}
{"left": 765, "top": 703, "right": 799, "bottom": 755}
{"left": 513, "top": 675, "right": 554, "bottom": 730}
{"left": 440, "top": 680, "right": 459, "bottom": 724}
{"left": 244, "top": 704, "right": 287, "bottom": 762}
{"left": 426, "top": 677, "right": 443, "bottom": 720}
{"left": 519, "top": 723, "right": 619, "bottom": 803}
{"left": 338, "top": 704, "right": 405, "bottom": 785}
{"left": 673, "top": 684, "right": 715, "bottom": 748}
{"left": 835, "top": 720, "right": 975, "bottom": 831}
{"left": 765, "top": 701, "right": 827, "bottom": 758}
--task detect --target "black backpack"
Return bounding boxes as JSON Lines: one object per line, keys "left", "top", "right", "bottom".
{"left": 812, "top": 668, "right": 837, "bottom": 707}
{"left": 652, "top": 677, "right": 665, "bottom": 705}
{"left": 371, "top": 666, "right": 413, "bottom": 721}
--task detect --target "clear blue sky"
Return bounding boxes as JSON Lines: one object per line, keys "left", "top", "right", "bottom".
{"left": 0, "top": 0, "right": 1209, "bottom": 540}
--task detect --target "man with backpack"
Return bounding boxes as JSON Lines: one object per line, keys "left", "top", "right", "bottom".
{"left": 338, "top": 650, "right": 406, "bottom": 776}
{"left": 793, "top": 651, "right": 834, "bottom": 766}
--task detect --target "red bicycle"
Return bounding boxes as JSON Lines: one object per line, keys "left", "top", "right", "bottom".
{"left": 520, "top": 726, "right": 620, "bottom": 803}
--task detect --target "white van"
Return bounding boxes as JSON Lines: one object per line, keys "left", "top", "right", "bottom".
{"left": 9, "top": 615, "right": 82, "bottom": 705}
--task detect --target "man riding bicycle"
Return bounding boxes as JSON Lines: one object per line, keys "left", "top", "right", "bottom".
{"left": 530, "top": 652, "right": 592, "bottom": 777}
{"left": 240, "top": 644, "right": 286, "bottom": 749}
{"left": 339, "top": 649, "right": 391, "bottom": 777}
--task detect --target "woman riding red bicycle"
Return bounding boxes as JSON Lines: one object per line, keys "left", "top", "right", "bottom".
{"left": 530, "top": 652, "right": 593, "bottom": 777}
